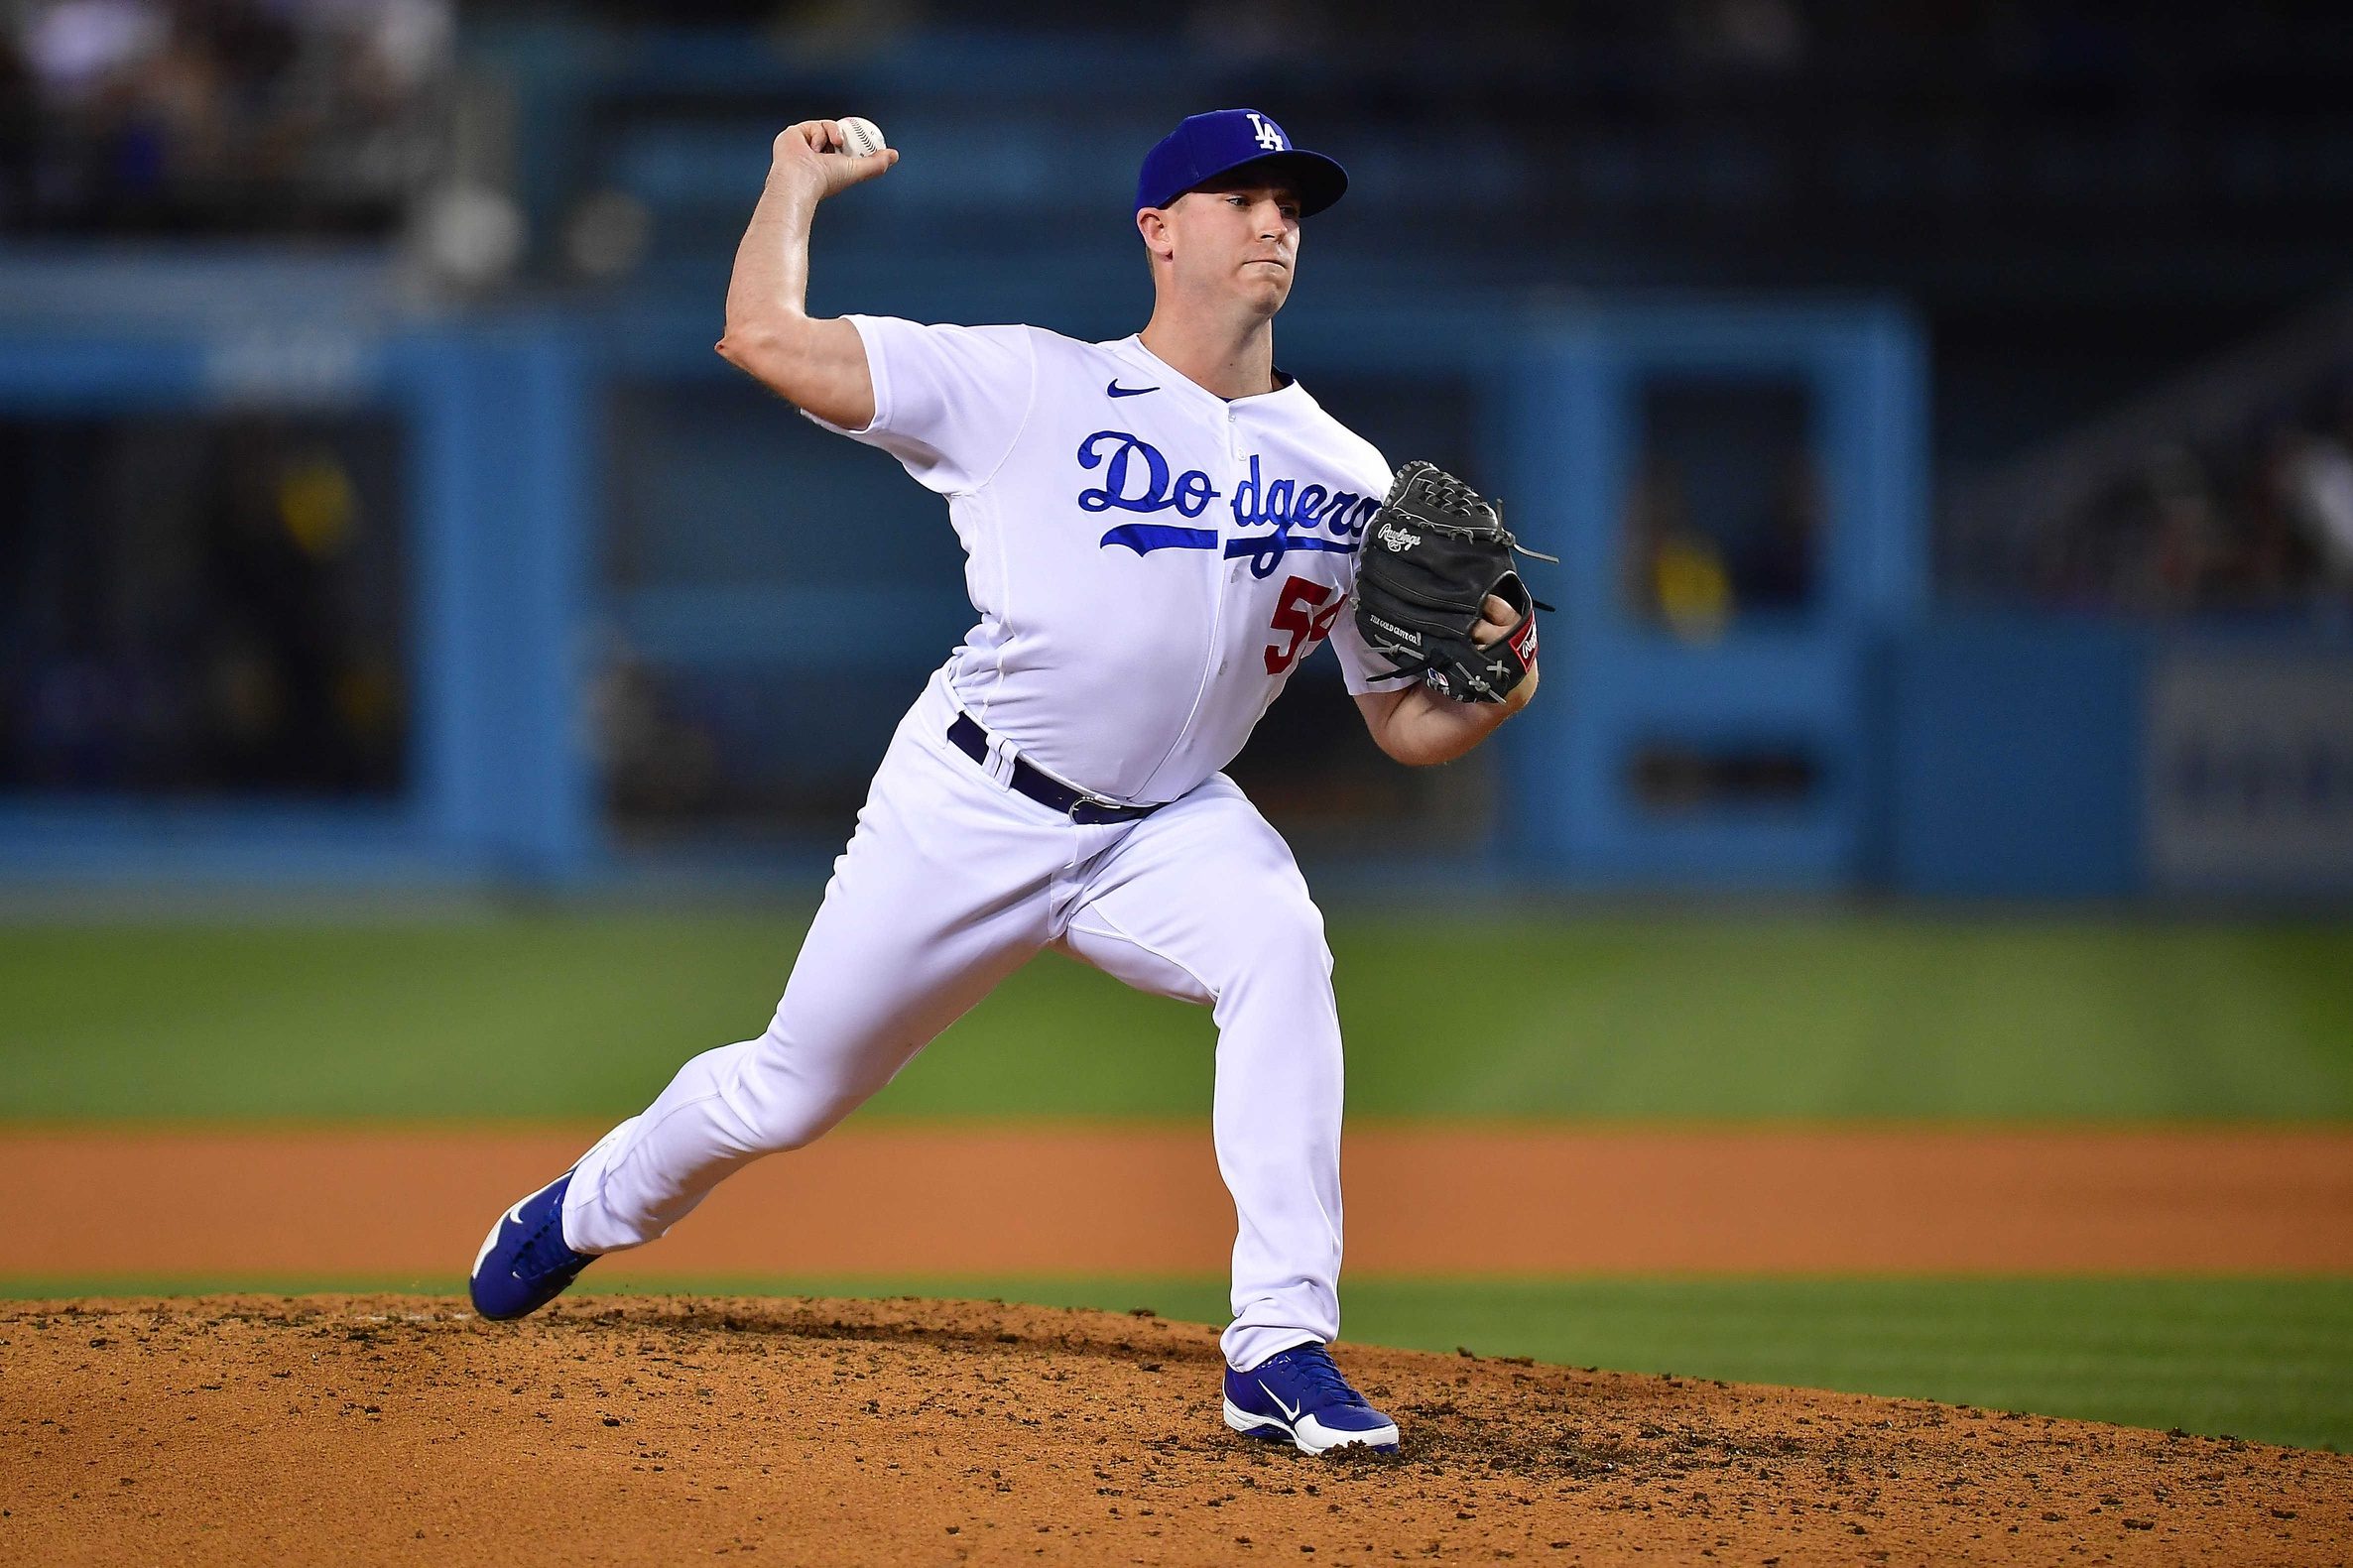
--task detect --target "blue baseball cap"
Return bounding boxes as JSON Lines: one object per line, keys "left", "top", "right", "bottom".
{"left": 1135, "top": 109, "right": 1348, "bottom": 217}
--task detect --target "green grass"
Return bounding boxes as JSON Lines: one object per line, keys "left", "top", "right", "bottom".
{"left": 4, "top": 911, "right": 2352, "bottom": 1122}
{"left": 6, "top": 1272, "right": 2344, "bottom": 1452}
{"left": 13, "top": 916, "right": 2341, "bottom": 1449}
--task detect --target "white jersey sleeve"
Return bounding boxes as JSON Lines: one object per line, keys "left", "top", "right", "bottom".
{"left": 1326, "top": 570, "right": 1417, "bottom": 695}
{"left": 1326, "top": 438, "right": 1415, "bottom": 696}
{"left": 805, "top": 315, "right": 1038, "bottom": 495}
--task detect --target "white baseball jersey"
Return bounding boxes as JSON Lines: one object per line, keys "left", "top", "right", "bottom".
{"left": 810, "top": 317, "right": 1410, "bottom": 804}
{"left": 561, "top": 313, "right": 1405, "bottom": 1377}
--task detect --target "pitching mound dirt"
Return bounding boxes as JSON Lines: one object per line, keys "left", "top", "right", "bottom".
{"left": 3, "top": 1295, "right": 2346, "bottom": 1566}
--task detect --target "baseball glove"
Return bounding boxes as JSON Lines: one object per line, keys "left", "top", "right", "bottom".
{"left": 1354, "top": 460, "right": 1553, "bottom": 703}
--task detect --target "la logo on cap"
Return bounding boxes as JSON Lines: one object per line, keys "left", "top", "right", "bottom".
{"left": 1134, "top": 109, "right": 1347, "bottom": 216}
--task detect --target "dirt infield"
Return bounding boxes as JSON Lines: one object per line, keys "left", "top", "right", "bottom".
{"left": 3, "top": 1294, "right": 2347, "bottom": 1566}
{"left": 7, "top": 1125, "right": 2353, "bottom": 1278}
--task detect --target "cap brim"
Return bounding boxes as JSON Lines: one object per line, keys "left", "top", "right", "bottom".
{"left": 1231, "top": 150, "right": 1348, "bottom": 217}
{"left": 1154, "top": 149, "right": 1349, "bottom": 218}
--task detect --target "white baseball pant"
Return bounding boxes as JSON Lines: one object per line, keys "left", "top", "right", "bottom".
{"left": 561, "top": 671, "right": 1347, "bottom": 1371}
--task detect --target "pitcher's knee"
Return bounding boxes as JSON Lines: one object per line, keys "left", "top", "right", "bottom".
{"left": 1211, "top": 893, "right": 1335, "bottom": 997}
{"left": 720, "top": 1028, "right": 874, "bottom": 1154}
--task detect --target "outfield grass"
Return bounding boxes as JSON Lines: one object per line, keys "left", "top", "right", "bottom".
{"left": 6, "top": 1273, "right": 2343, "bottom": 1452}
{"left": 12, "top": 915, "right": 2345, "bottom": 1455}
{"left": 3, "top": 911, "right": 2351, "bottom": 1122}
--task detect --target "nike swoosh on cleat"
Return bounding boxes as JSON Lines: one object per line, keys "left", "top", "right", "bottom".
{"left": 1106, "top": 380, "right": 1159, "bottom": 398}
{"left": 1257, "top": 1380, "right": 1302, "bottom": 1421}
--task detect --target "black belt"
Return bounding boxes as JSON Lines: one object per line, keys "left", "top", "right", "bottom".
{"left": 947, "top": 713, "right": 1166, "bottom": 825}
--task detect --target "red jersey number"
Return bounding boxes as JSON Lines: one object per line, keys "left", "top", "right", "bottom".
{"left": 1265, "top": 575, "right": 1349, "bottom": 675}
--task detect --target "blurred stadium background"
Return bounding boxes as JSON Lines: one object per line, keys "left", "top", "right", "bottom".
{"left": 3, "top": 0, "right": 2350, "bottom": 1450}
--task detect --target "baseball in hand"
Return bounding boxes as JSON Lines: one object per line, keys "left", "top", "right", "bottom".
{"left": 837, "top": 116, "right": 887, "bottom": 158}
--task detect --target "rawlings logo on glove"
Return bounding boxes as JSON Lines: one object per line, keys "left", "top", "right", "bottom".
{"left": 1352, "top": 460, "right": 1553, "bottom": 704}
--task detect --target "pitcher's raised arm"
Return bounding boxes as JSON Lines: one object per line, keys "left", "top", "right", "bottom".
{"left": 715, "top": 119, "right": 899, "bottom": 430}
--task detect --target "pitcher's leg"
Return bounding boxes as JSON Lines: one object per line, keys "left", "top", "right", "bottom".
{"left": 564, "top": 727, "right": 1054, "bottom": 1254}
{"left": 1055, "top": 779, "right": 1345, "bottom": 1371}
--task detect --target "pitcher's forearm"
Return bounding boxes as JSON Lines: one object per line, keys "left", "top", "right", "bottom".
{"left": 715, "top": 123, "right": 892, "bottom": 427}
{"left": 722, "top": 172, "right": 819, "bottom": 343}
{"left": 1354, "top": 666, "right": 1537, "bottom": 768}
{"left": 1387, "top": 687, "right": 1518, "bottom": 767}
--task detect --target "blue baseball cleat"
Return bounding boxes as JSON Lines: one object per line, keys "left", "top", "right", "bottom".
{"left": 468, "top": 1171, "right": 596, "bottom": 1321}
{"left": 1223, "top": 1343, "right": 1401, "bottom": 1455}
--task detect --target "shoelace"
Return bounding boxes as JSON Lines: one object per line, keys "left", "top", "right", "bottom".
{"left": 1267, "top": 1346, "right": 1362, "bottom": 1408}
{"left": 514, "top": 1207, "right": 587, "bottom": 1279}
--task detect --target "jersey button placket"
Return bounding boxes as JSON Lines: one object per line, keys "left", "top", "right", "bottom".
{"left": 1144, "top": 406, "right": 1231, "bottom": 801}
{"left": 1218, "top": 421, "right": 1245, "bottom": 676}
{"left": 1224, "top": 411, "right": 1246, "bottom": 584}
{"left": 1223, "top": 431, "right": 1245, "bottom": 582}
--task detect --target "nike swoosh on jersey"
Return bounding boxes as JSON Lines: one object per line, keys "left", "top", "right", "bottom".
{"left": 1106, "top": 380, "right": 1160, "bottom": 398}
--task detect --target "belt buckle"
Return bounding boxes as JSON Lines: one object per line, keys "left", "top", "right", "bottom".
{"left": 1068, "top": 787, "right": 1125, "bottom": 821}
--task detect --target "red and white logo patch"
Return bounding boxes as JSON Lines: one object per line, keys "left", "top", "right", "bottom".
{"left": 1508, "top": 616, "right": 1539, "bottom": 669}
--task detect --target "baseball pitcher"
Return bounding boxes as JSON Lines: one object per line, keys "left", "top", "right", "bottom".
{"left": 471, "top": 108, "right": 1544, "bottom": 1456}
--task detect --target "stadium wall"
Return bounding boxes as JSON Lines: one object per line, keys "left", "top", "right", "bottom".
{"left": 4, "top": 254, "right": 2349, "bottom": 899}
